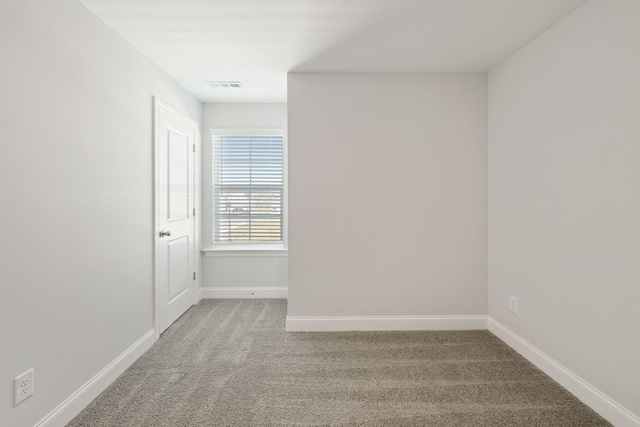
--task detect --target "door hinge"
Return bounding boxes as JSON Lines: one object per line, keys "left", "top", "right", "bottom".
{"left": 193, "top": 272, "right": 196, "bottom": 280}
{"left": 193, "top": 144, "right": 195, "bottom": 153}
{"left": 193, "top": 208, "right": 196, "bottom": 216}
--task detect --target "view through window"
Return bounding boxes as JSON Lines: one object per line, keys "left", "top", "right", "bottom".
{"left": 213, "top": 133, "right": 284, "bottom": 243}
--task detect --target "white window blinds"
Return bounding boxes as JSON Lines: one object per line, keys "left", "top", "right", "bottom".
{"left": 213, "top": 133, "right": 284, "bottom": 242}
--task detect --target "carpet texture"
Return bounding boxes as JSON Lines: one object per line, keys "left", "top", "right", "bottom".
{"left": 68, "top": 299, "right": 609, "bottom": 426}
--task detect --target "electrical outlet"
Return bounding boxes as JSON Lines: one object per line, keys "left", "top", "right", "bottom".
{"left": 14, "top": 369, "right": 34, "bottom": 406}
{"left": 509, "top": 296, "right": 519, "bottom": 315}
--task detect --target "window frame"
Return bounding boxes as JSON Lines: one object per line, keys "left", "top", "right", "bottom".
{"left": 208, "top": 128, "right": 287, "bottom": 251}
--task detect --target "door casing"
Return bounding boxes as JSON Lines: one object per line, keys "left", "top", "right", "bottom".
{"left": 153, "top": 97, "right": 201, "bottom": 341}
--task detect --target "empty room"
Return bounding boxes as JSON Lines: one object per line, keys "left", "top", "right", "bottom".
{"left": 1, "top": 0, "right": 638, "bottom": 426}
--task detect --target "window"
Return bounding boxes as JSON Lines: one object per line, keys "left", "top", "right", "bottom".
{"left": 212, "top": 131, "right": 284, "bottom": 244}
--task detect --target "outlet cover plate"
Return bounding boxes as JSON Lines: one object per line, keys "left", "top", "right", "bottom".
{"left": 14, "top": 368, "right": 34, "bottom": 406}
{"left": 509, "top": 296, "right": 519, "bottom": 314}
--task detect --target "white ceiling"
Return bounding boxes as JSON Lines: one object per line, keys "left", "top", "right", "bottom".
{"left": 79, "top": 0, "right": 587, "bottom": 103}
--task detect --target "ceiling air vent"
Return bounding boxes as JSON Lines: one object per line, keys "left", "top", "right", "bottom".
{"left": 206, "top": 81, "right": 243, "bottom": 88}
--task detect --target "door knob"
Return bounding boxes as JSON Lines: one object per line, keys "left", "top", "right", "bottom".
{"left": 159, "top": 230, "right": 171, "bottom": 237}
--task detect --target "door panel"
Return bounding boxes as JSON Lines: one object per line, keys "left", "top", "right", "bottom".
{"left": 168, "top": 236, "right": 189, "bottom": 301}
{"left": 168, "top": 129, "right": 190, "bottom": 221}
{"left": 155, "top": 100, "right": 197, "bottom": 334}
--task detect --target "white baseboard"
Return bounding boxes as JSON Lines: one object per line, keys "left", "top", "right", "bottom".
{"left": 488, "top": 317, "right": 640, "bottom": 427}
{"left": 286, "top": 315, "right": 487, "bottom": 332}
{"left": 35, "top": 330, "right": 155, "bottom": 427}
{"left": 200, "top": 286, "right": 288, "bottom": 299}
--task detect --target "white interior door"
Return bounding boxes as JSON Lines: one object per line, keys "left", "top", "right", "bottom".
{"left": 155, "top": 99, "right": 197, "bottom": 334}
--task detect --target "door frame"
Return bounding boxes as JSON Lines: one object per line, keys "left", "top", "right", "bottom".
{"left": 153, "top": 97, "right": 201, "bottom": 342}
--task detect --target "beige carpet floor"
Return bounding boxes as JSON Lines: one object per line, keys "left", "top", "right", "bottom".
{"left": 68, "top": 299, "right": 609, "bottom": 426}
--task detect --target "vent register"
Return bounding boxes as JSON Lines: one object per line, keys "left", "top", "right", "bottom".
{"left": 206, "top": 81, "right": 243, "bottom": 88}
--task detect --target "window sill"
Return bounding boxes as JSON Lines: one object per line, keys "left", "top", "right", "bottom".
{"left": 202, "top": 245, "right": 288, "bottom": 257}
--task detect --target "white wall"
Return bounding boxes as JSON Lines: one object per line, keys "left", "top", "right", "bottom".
{"left": 0, "top": 1, "right": 201, "bottom": 426}
{"left": 489, "top": 0, "right": 640, "bottom": 420}
{"left": 288, "top": 73, "right": 487, "bottom": 318}
{"left": 201, "top": 103, "right": 288, "bottom": 295}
